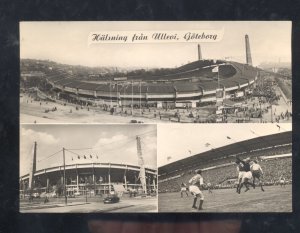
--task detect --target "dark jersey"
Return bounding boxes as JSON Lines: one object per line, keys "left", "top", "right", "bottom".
{"left": 239, "top": 160, "right": 251, "bottom": 172}
{"left": 238, "top": 163, "right": 246, "bottom": 172}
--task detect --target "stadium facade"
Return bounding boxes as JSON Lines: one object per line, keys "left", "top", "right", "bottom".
{"left": 20, "top": 162, "right": 157, "bottom": 196}
{"left": 20, "top": 141, "right": 157, "bottom": 197}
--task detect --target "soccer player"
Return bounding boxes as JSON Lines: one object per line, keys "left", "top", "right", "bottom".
{"left": 236, "top": 157, "right": 254, "bottom": 194}
{"left": 207, "top": 182, "right": 213, "bottom": 194}
{"left": 235, "top": 159, "right": 246, "bottom": 193}
{"left": 180, "top": 182, "right": 189, "bottom": 197}
{"left": 250, "top": 160, "right": 265, "bottom": 192}
{"left": 279, "top": 175, "right": 286, "bottom": 188}
{"left": 188, "top": 170, "right": 204, "bottom": 210}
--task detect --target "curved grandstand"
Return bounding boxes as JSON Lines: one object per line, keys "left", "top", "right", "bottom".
{"left": 20, "top": 162, "right": 157, "bottom": 197}
{"left": 42, "top": 59, "right": 258, "bottom": 108}
{"left": 158, "top": 131, "right": 292, "bottom": 193}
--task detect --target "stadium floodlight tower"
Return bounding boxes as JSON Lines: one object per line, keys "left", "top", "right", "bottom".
{"left": 136, "top": 136, "right": 147, "bottom": 195}
{"left": 245, "top": 34, "right": 253, "bottom": 66}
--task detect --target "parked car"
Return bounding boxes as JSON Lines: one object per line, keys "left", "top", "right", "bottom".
{"left": 74, "top": 192, "right": 81, "bottom": 196}
{"left": 130, "top": 120, "right": 138, "bottom": 123}
{"left": 32, "top": 193, "right": 40, "bottom": 198}
{"left": 103, "top": 194, "right": 120, "bottom": 204}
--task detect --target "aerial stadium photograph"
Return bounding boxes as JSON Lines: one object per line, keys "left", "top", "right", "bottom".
{"left": 20, "top": 21, "right": 291, "bottom": 124}
{"left": 19, "top": 124, "right": 157, "bottom": 213}
{"left": 157, "top": 123, "right": 292, "bottom": 212}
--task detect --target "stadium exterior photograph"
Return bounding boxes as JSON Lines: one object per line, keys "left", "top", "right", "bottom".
{"left": 19, "top": 124, "right": 158, "bottom": 213}
{"left": 19, "top": 21, "right": 293, "bottom": 213}
{"left": 158, "top": 123, "right": 292, "bottom": 212}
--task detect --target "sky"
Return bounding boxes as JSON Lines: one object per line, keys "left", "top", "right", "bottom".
{"left": 20, "top": 124, "right": 157, "bottom": 176}
{"left": 20, "top": 21, "right": 291, "bottom": 68}
{"left": 157, "top": 123, "right": 292, "bottom": 167}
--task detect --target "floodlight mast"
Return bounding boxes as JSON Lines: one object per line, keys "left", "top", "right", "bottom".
{"left": 136, "top": 136, "right": 147, "bottom": 194}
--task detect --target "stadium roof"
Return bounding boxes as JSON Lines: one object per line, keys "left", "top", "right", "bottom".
{"left": 158, "top": 131, "right": 292, "bottom": 175}
{"left": 46, "top": 60, "right": 258, "bottom": 94}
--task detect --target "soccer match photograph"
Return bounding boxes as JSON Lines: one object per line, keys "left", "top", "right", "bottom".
{"left": 157, "top": 123, "right": 292, "bottom": 212}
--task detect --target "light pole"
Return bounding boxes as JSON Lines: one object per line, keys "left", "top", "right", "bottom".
{"left": 110, "top": 81, "right": 112, "bottom": 108}
{"left": 116, "top": 81, "right": 119, "bottom": 107}
{"left": 139, "top": 81, "right": 142, "bottom": 116}
{"left": 62, "top": 147, "right": 67, "bottom": 205}
{"left": 271, "top": 104, "right": 273, "bottom": 123}
{"left": 131, "top": 81, "right": 133, "bottom": 115}
{"left": 259, "top": 99, "right": 262, "bottom": 123}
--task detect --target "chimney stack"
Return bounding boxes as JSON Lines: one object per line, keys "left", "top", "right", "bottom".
{"left": 198, "top": 44, "right": 202, "bottom": 60}
{"left": 245, "top": 34, "right": 253, "bottom": 66}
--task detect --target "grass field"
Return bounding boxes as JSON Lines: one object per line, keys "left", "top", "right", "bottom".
{"left": 158, "top": 185, "right": 292, "bottom": 212}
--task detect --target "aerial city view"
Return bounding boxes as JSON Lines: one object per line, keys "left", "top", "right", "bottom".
{"left": 20, "top": 22, "right": 291, "bottom": 124}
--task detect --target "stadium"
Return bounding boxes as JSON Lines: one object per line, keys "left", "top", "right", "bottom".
{"left": 19, "top": 158, "right": 157, "bottom": 197}
{"left": 44, "top": 59, "right": 258, "bottom": 108}
{"left": 20, "top": 33, "right": 292, "bottom": 124}
{"left": 158, "top": 130, "right": 292, "bottom": 212}
{"left": 22, "top": 35, "right": 258, "bottom": 108}
{"left": 19, "top": 125, "right": 157, "bottom": 212}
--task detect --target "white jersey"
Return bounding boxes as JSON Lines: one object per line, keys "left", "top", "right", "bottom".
{"left": 189, "top": 174, "right": 204, "bottom": 200}
{"left": 251, "top": 163, "right": 262, "bottom": 171}
{"left": 189, "top": 174, "right": 203, "bottom": 186}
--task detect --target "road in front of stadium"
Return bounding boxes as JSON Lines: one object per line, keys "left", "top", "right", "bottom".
{"left": 20, "top": 94, "right": 167, "bottom": 124}
{"left": 20, "top": 196, "right": 157, "bottom": 213}
{"left": 20, "top": 87, "right": 292, "bottom": 124}
{"left": 158, "top": 185, "right": 292, "bottom": 212}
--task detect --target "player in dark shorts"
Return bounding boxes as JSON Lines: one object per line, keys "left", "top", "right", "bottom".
{"left": 250, "top": 160, "right": 265, "bottom": 192}
{"left": 235, "top": 160, "right": 246, "bottom": 193}
{"left": 180, "top": 182, "right": 189, "bottom": 197}
{"left": 236, "top": 157, "right": 254, "bottom": 194}
{"left": 189, "top": 170, "right": 205, "bottom": 210}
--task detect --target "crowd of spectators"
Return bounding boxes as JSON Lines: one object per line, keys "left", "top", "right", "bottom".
{"left": 158, "top": 145, "right": 292, "bottom": 193}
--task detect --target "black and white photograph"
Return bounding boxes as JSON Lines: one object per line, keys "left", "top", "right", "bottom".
{"left": 18, "top": 20, "right": 294, "bottom": 215}
{"left": 19, "top": 124, "right": 157, "bottom": 213}
{"left": 20, "top": 21, "right": 291, "bottom": 124}
{"left": 158, "top": 123, "right": 292, "bottom": 212}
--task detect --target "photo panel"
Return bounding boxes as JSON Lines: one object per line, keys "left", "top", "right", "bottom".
{"left": 19, "top": 124, "right": 157, "bottom": 213}
{"left": 157, "top": 123, "right": 292, "bottom": 212}
{"left": 20, "top": 21, "right": 292, "bottom": 124}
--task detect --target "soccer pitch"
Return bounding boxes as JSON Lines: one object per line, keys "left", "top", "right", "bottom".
{"left": 158, "top": 185, "right": 292, "bottom": 212}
